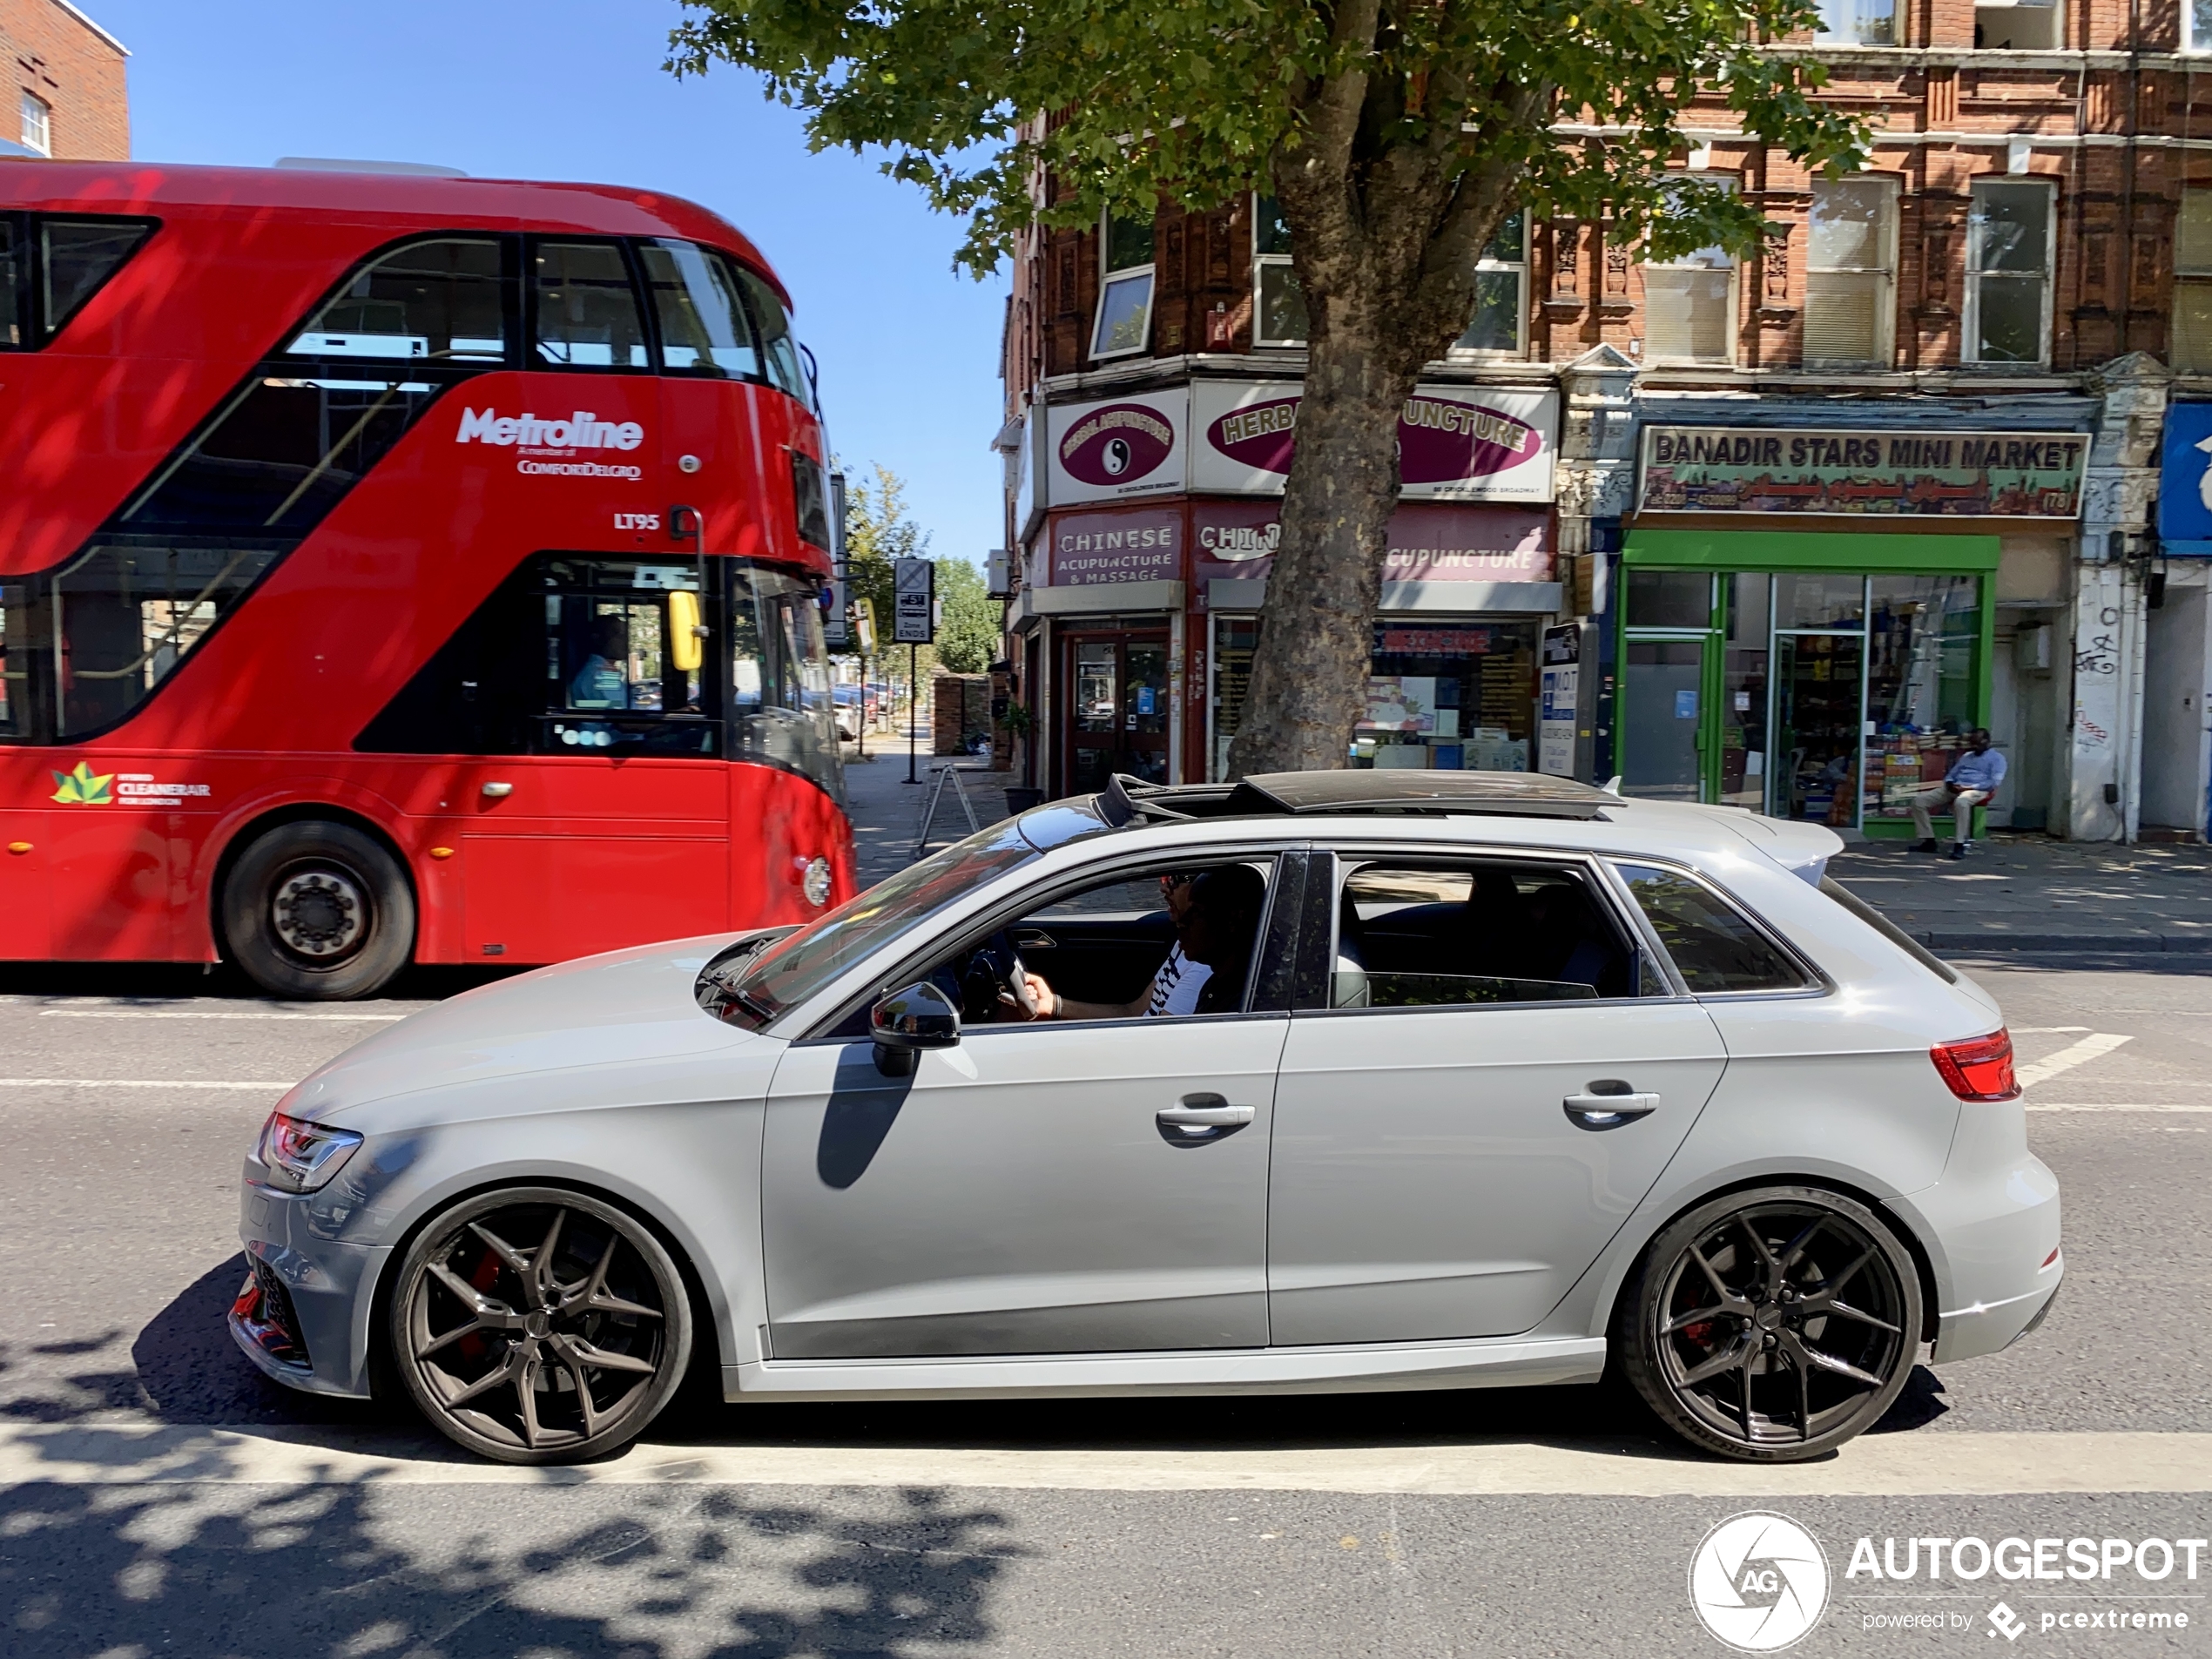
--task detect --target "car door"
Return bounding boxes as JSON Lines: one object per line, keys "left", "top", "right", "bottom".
{"left": 759, "top": 849, "right": 1301, "bottom": 1360}
{"left": 1267, "top": 849, "right": 1729, "bottom": 1346}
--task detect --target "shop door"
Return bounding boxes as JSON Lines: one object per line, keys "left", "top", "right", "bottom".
{"left": 1621, "top": 637, "right": 1711, "bottom": 802}
{"left": 1062, "top": 633, "right": 1170, "bottom": 795}
{"left": 1770, "top": 633, "right": 1867, "bottom": 826}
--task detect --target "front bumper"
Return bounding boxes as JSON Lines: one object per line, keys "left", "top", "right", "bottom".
{"left": 233, "top": 1175, "right": 388, "bottom": 1399}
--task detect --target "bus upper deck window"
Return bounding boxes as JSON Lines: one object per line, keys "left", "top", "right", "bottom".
{"left": 1, "top": 220, "right": 20, "bottom": 348}
{"left": 532, "top": 241, "right": 650, "bottom": 371}
{"left": 736, "top": 268, "right": 812, "bottom": 410}
{"left": 288, "top": 237, "right": 505, "bottom": 362}
{"left": 637, "top": 240, "right": 759, "bottom": 379}
{"left": 39, "top": 219, "right": 152, "bottom": 340}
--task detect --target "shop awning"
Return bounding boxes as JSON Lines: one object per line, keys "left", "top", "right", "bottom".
{"left": 1623, "top": 529, "right": 2002, "bottom": 573}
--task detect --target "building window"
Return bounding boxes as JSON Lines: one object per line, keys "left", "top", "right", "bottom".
{"left": 1642, "top": 179, "right": 1739, "bottom": 366}
{"left": 1252, "top": 196, "right": 1306, "bottom": 347}
{"left": 1814, "top": 0, "right": 1897, "bottom": 45}
{"left": 19, "top": 91, "right": 51, "bottom": 156}
{"left": 1090, "top": 212, "right": 1156, "bottom": 360}
{"left": 1804, "top": 179, "right": 1897, "bottom": 368}
{"left": 1454, "top": 212, "right": 1527, "bottom": 356}
{"left": 2191, "top": 0, "right": 2212, "bottom": 51}
{"left": 2176, "top": 190, "right": 2212, "bottom": 374}
{"left": 1975, "top": 0, "right": 2062, "bottom": 50}
{"left": 1966, "top": 179, "right": 2054, "bottom": 366}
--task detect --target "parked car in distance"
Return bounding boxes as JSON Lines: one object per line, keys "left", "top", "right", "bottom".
{"left": 233, "top": 770, "right": 2059, "bottom": 1466}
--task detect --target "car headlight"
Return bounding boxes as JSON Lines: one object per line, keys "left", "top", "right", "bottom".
{"left": 256, "top": 1112, "right": 363, "bottom": 1194}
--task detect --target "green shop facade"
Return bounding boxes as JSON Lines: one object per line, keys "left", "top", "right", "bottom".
{"left": 1615, "top": 425, "right": 2087, "bottom": 838}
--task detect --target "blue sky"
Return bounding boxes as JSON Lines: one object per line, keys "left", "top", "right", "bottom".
{"left": 89, "top": 0, "right": 1007, "bottom": 566}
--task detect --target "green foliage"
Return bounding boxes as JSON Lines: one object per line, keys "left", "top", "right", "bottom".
{"left": 931, "top": 554, "right": 1001, "bottom": 674}
{"left": 839, "top": 462, "right": 1000, "bottom": 674}
{"left": 669, "top": 0, "right": 1869, "bottom": 273}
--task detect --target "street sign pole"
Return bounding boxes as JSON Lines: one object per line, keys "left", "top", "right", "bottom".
{"left": 893, "top": 556, "right": 935, "bottom": 786}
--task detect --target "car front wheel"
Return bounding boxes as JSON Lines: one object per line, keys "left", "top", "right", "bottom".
{"left": 389, "top": 1188, "right": 692, "bottom": 1465}
{"left": 1620, "top": 1185, "right": 1922, "bottom": 1462}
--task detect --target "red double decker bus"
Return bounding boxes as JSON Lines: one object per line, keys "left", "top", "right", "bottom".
{"left": 0, "top": 161, "right": 853, "bottom": 998}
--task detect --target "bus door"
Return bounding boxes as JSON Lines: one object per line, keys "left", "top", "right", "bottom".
{"left": 455, "top": 556, "right": 729, "bottom": 964}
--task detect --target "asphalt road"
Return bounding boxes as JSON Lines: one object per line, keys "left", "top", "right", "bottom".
{"left": 1, "top": 957, "right": 2208, "bottom": 1656}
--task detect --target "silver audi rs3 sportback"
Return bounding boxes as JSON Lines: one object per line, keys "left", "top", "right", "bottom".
{"left": 233, "top": 772, "right": 2060, "bottom": 1466}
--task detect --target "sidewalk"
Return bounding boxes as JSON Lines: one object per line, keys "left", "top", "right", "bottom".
{"left": 1827, "top": 834, "right": 2212, "bottom": 954}
{"left": 841, "top": 734, "right": 1015, "bottom": 888}
{"left": 843, "top": 755, "right": 2212, "bottom": 956}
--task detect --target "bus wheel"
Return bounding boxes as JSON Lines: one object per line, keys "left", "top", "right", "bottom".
{"left": 222, "top": 821, "right": 415, "bottom": 1000}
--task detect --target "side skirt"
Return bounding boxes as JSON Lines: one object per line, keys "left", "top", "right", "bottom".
{"left": 725, "top": 1334, "right": 1607, "bottom": 1403}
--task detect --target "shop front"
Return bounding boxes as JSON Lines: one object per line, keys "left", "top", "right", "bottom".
{"left": 1620, "top": 426, "right": 2087, "bottom": 836}
{"left": 1015, "top": 377, "right": 1561, "bottom": 791}
{"left": 1197, "top": 498, "right": 1560, "bottom": 779}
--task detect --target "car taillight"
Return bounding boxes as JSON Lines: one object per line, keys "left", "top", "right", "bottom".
{"left": 1931, "top": 1028, "right": 2020, "bottom": 1102}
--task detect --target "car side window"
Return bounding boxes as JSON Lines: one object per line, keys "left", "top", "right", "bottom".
{"left": 890, "top": 857, "right": 1278, "bottom": 1031}
{"left": 1326, "top": 859, "right": 1642, "bottom": 1008}
{"left": 1612, "top": 863, "right": 1811, "bottom": 994}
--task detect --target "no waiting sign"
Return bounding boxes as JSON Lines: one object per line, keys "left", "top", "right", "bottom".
{"left": 893, "top": 557, "right": 934, "bottom": 644}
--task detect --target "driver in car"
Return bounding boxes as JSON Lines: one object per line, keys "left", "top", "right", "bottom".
{"left": 1001, "top": 864, "right": 1265, "bottom": 1022}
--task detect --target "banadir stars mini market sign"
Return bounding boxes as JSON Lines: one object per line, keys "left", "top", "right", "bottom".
{"left": 1638, "top": 428, "right": 2087, "bottom": 519}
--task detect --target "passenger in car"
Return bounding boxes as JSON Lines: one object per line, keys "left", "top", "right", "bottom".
{"left": 1006, "top": 864, "right": 1265, "bottom": 1021}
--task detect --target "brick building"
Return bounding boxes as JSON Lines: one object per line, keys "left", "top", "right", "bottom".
{"left": 2, "top": 0, "right": 126, "bottom": 161}
{"left": 995, "top": 0, "right": 2212, "bottom": 842}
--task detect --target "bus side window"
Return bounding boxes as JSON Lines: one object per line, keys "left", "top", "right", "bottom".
{"left": 287, "top": 237, "right": 507, "bottom": 362}
{"left": 637, "top": 240, "right": 759, "bottom": 379}
{"left": 1, "top": 219, "right": 21, "bottom": 348}
{"left": 39, "top": 219, "right": 154, "bottom": 341}
{"left": 531, "top": 241, "right": 650, "bottom": 371}
{"left": 0, "top": 582, "right": 24, "bottom": 737}
{"left": 49, "top": 544, "right": 281, "bottom": 739}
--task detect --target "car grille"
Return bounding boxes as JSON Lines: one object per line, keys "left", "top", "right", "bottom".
{"left": 231, "top": 1258, "right": 312, "bottom": 1370}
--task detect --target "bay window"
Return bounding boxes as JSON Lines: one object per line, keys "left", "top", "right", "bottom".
{"left": 1252, "top": 196, "right": 1307, "bottom": 347}
{"left": 2176, "top": 190, "right": 2212, "bottom": 374}
{"left": 1804, "top": 179, "right": 1897, "bottom": 368}
{"left": 1966, "top": 179, "right": 2053, "bottom": 366}
{"left": 1643, "top": 180, "right": 1738, "bottom": 366}
{"left": 1090, "top": 212, "right": 1156, "bottom": 361}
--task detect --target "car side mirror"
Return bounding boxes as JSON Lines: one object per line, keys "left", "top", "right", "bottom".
{"left": 870, "top": 981, "right": 961, "bottom": 1076}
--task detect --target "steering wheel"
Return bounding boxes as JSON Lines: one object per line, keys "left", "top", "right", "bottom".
{"left": 958, "top": 928, "right": 1028, "bottom": 1022}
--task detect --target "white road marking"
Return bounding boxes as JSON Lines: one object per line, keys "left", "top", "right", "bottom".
{"left": 1, "top": 1426, "right": 2207, "bottom": 1495}
{"left": 2015, "top": 1031, "right": 2134, "bottom": 1089}
{"left": 2027, "top": 1103, "right": 2212, "bottom": 1114}
{"left": 0, "top": 1079, "right": 292, "bottom": 1090}
{"left": 2013, "top": 1026, "right": 2092, "bottom": 1034}
{"left": 34, "top": 1008, "right": 406, "bottom": 1022}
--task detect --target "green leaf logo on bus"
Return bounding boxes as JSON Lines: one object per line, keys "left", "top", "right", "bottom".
{"left": 51, "top": 762, "right": 116, "bottom": 806}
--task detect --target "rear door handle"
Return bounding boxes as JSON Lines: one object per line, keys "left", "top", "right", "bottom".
{"left": 1562, "top": 1090, "right": 1660, "bottom": 1130}
{"left": 1157, "top": 1093, "right": 1254, "bottom": 1143}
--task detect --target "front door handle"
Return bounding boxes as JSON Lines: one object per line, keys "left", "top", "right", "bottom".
{"left": 1157, "top": 1093, "right": 1254, "bottom": 1144}
{"left": 1562, "top": 1089, "right": 1660, "bottom": 1130}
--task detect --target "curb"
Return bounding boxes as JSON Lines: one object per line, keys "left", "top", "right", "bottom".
{"left": 1919, "top": 931, "right": 2212, "bottom": 954}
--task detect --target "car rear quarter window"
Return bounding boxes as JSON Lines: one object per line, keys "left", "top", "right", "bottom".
{"left": 1612, "top": 863, "right": 1811, "bottom": 994}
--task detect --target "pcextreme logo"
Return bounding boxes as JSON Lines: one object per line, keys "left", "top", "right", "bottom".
{"left": 50, "top": 762, "right": 114, "bottom": 805}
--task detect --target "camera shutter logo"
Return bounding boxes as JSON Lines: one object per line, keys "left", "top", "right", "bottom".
{"left": 1689, "top": 1512, "right": 1831, "bottom": 1652}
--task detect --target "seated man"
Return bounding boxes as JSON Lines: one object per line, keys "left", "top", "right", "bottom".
{"left": 1004, "top": 864, "right": 1264, "bottom": 1021}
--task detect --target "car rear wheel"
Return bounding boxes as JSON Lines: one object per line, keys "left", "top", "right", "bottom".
{"left": 220, "top": 820, "right": 414, "bottom": 1000}
{"left": 1620, "top": 1185, "right": 1922, "bottom": 1462}
{"left": 390, "top": 1187, "right": 692, "bottom": 1465}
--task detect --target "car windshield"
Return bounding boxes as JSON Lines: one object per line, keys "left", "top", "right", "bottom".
{"left": 732, "top": 819, "right": 1038, "bottom": 1022}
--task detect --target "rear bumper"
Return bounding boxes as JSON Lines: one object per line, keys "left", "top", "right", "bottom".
{"left": 1889, "top": 1141, "right": 2063, "bottom": 1365}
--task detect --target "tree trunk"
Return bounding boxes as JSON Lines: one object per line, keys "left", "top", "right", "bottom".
{"left": 1225, "top": 317, "right": 1420, "bottom": 778}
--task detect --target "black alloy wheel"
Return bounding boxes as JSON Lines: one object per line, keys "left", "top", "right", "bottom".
{"left": 390, "top": 1188, "right": 692, "bottom": 1465}
{"left": 1621, "top": 1185, "right": 1922, "bottom": 1461}
{"left": 221, "top": 819, "right": 415, "bottom": 999}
